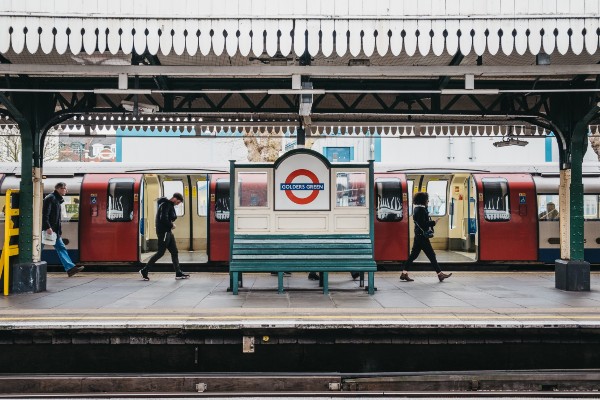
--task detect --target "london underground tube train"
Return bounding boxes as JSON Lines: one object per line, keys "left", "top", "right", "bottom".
{"left": 0, "top": 162, "right": 599, "bottom": 268}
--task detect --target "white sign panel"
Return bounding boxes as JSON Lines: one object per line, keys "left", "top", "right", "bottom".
{"left": 275, "top": 152, "right": 330, "bottom": 211}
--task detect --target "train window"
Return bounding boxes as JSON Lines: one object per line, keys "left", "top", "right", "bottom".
{"left": 584, "top": 195, "right": 600, "bottom": 220}
{"left": 482, "top": 178, "right": 510, "bottom": 222}
{"left": 537, "top": 194, "right": 560, "bottom": 221}
{"left": 62, "top": 196, "right": 80, "bottom": 222}
{"left": 197, "top": 180, "right": 208, "bottom": 217}
{"left": 375, "top": 178, "right": 402, "bottom": 221}
{"left": 407, "top": 180, "right": 414, "bottom": 215}
{"left": 107, "top": 178, "right": 135, "bottom": 222}
{"left": 163, "top": 180, "right": 185, "bottom": 216}
{"left": 215, "top": 179, "right": 230, "bottom": 222}
{"left": 426, "top": 180, "right": 447, "bottom": 216}
{"left": 336, "top": 172, "right": 366, "bottom": 207}
{"left": 238, "top": 172, "right": 268, "bottom": 207}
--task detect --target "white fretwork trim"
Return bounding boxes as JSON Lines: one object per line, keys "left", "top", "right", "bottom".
{"left": 0, "top": 0, "right": 599, "bottom": 57}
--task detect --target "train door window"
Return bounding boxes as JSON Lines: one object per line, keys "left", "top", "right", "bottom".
{"left": 163, "top": 180, "right": 185, "bottom": 216}
{"left": 107, "top": 178, "right": 135, "bottom": 222}
{"left": 537, "top": 194, "right": 560, "bottom": 221}
{"left": 375, "top": 178, "right": 402, "bottom": 221}
{"left": 238, "top": 172, "right": 268, "bottom": 207}
{"left": 407, "top": 180, "right": 414, "bottom": 215}
{"left": 62, "top": 195, "right": 80, "bottom": 222}
{"left": 197, "top": 179, "right": 208, "bottom": 217}
{"left": 336, "top": 172, "right": 366, "bottom": 207}
{"left": 426, "top": 180, "right": 447, "bottom": 216}
{"left": 215, "top": 179, "right": 230, "bottom": 222}
{"left": 482, "top": 178, "right": 510, "bottom": 222}
{"left": 584, "top": 195, "right": 600, "bottom": 220}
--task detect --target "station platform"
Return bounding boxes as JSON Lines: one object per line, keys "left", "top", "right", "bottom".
{"left": 2, "top": 271, "right": 600, "bottom": 374}
{"left": 1, "top": 270, "right": 599, "bottom": 328}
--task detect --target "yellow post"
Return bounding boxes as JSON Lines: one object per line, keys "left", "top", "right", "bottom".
{"left": 0, "top": 190, "right": 20, "bottom": 296}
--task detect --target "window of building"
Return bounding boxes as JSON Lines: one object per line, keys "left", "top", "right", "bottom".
{"left": 482, "top": 178, "right": 510, "bottom": 222}
{"left": 537, "top": 194, "right": 560, "bottom": 221}
{"left": 238, "top": 172, "right": 268, "bottom": 207}
{"left": 336, "top": 172, "right": 366, "bottom": 207}
{"left": 427, "top": 180, "right": 448, "bottom": 216}
{"left": 375, "top": 178, "right": 402, "bottom": 221}
{"left": 325, "top": 147, "right": 352, "bottom": 162}
{"left": 197, "top": 180, "right": 208, "bottom": 217}
{"left": 584, "top": 195, "right": 600, "bottom": 220}
{"left": 162, "top": 180, "right": 185, "bottom": 216}
{"left": 215, "top": 179, "right": 230, "bottom": 222}
{"left": 107, "top": 178, "right": 135, "bottom": 222}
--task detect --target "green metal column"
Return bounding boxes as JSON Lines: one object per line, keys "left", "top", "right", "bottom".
{"left": 569, "top": 122, "right": 589, "bottom": 261}
{"left": 8, "top": 93, "right": 54, "bottom": 264}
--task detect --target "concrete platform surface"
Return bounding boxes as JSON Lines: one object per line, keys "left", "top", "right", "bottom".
{"left": 1, "top": 271, "right": 600, "bottom": 329}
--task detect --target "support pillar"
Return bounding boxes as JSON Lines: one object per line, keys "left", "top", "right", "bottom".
{"left": 550, "top": 95, "right": 598, "bottom": 291}
{"left": 0, "top": 93, "right": 54, "bottom": 293}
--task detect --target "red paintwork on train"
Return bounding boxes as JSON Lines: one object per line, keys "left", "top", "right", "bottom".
{"left": 373, "top": 173, "right": 409, "bottom": 262}
{"left": 79, "top": 174, "right": 142, "bottom": 262}
{"left": 474, "top": 173, "right": 538, "bottom": 261}
{"left": 209, "top": 174, "right": 230, "bottom": 262}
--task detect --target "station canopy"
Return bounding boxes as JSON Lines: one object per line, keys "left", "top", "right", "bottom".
{"left": 1, "top": 0, "right": 600, "bottom": 138}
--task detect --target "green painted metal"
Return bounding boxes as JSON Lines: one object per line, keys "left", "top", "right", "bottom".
{"left": 570, "top": 121, "right": 592, "bottom": 261}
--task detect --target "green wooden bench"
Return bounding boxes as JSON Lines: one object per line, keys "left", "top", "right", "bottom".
{"left": 229, "top": 234, "right": 377, "bottom": 295}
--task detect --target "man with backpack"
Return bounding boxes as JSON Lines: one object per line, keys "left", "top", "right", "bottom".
{"left": 139, "top": 193, "right": 190, "bottom": 281}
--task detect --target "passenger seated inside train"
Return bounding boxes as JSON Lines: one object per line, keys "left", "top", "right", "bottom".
{"left": 539, "top": 202, "right": 559, "bottom": 220}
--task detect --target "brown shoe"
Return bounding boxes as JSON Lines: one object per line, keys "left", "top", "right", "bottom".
{"left": 437, "top": 272, "right": 452, "bottom": 282}
{"left": 67, "top": 265, "right": 84, "bottom": 277}
{"left": 400, "top": 273, "right": 414, "bottom": 282}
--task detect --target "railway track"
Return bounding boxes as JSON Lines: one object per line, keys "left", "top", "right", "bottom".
{"left": 1, "top": 370, "right": 600, "bottom": 397}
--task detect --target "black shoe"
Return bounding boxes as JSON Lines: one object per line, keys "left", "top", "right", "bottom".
{"left": 308, "top": 272, "right": 320, "bottom": 281}
{"left": 175, "top": 271, "right": 190, "bottom": 279}
{"left": 351, "top": 272, "right": 360, "bottom": 280}
{"left": 67, "top": 265, "right": 84, "bottom": 277}
{"left": 400, "top": 272, "right": 414, "bottom": 282}
{"left": 438, "top": 272, "right": 452, "bottom": 282}
{"left": 139, "top": 269, "right": 149, "bottom": 281}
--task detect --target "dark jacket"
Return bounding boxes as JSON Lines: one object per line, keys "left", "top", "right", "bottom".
{"left": 155, "top": 197, "right": 177, "bottom": 234}
{"left": 413, "top": 205, "right": 436, "bottom": 237}
{"left": 42, "top": 191, "right": 63, "bottom": 236}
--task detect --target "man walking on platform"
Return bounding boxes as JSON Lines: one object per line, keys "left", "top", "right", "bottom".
{"left": 140, "top": 193, "right": 190, "bottom": 281}
{"left": 42, "top": 182, "right": 84, "bottom": 277}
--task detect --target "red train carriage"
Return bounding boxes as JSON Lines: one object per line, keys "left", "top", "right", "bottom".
{"left": 0, "top": 162, "right": 599, "bottom": 268}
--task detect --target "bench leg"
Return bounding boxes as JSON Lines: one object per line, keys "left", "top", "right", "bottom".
{"left": 368, "top": 272, "right": 375, "bottom": 295}
{"left": 359, "top": 272, "right": 365, "bottom": 287}
{"left": 278, "top": 272, "right": 284, "bottom": 294}
{"left": 318, "top": 272, "right": 323, "bottom": 287}
{"left": 239, "top": 272, "right": 243, "bottom": 288}
{"left": 322, "top": 272, "right": 329, "bottom": 295}
{"left": 232, "top": 272, "right": 239, "bottom": 295}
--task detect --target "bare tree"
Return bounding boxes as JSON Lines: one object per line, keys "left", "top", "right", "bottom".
{"left": 591, "top": 136, "right": 600, "bottom": 161}
{"left": 0, "top": 126, "right": 62, "bottom": 162}
{"left": 242, "top": 128, "right": 315, "bottom": 162}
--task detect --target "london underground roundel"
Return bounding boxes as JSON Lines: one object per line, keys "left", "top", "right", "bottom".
{"left": 275, "top": 152, "right": 330, "bottom": 210}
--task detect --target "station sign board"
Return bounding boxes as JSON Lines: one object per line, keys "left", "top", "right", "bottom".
{"left": 274, "top": 152, "right": 330, "bottom": 211}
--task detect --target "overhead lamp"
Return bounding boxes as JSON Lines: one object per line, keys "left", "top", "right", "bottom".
{"left": 299, "top": 82, "right": 313, "bottom": 117}
{"left": 492, "top": 137, "right": 529, "bottom": 147}
{"left": 121, "top": 100, "right": 159, "bottom": 114}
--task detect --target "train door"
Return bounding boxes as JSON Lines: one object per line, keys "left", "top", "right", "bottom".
{"left": 447, "top": 174, "right": 478, "bottom": 261}
{"left": 80, "top": 174, "right": 141, "bottom": 262}
{"left": 373, "top": 173, "right": 409, "bottom": 262}
{"left": 142, "top": 174, "right": 209, "bottom": 264}
{"left": 208, "top": 174, "right": 230, "bottom": 262}
{"left": 473, "top": 173, "right": 537, "bottom": 261}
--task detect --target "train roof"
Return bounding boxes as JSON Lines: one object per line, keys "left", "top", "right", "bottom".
{"left": 0, "top": 162, "right": 230, "bottom": 176}
{"left": 375, "top": 162, "right": 600, "bottom": 176}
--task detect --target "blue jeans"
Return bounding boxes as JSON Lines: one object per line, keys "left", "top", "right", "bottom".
{"left": 44, "top": 236, "right": 75, "bottom": 272}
